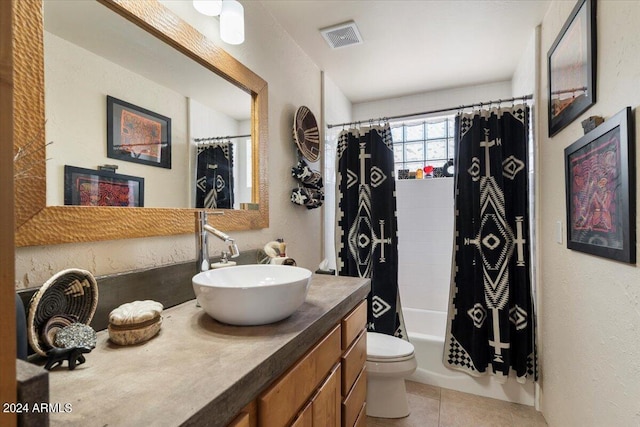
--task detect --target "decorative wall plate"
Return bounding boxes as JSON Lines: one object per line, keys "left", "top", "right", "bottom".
{"left": 28, "top": 268, "right": 99, "bottom": 356}
{"left": 293, "top": 106, "right": 320, "bottom": 162}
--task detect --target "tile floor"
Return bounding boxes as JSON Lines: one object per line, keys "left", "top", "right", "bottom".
{"left": 366, "top": 381, "right": 548, "bottom": 427}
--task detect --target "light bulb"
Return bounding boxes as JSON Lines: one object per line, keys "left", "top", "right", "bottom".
{"left": 220, "top": 0, "right": 244, "bottom": 45}
{"left": 193, "top": 0, "right": 222, "bottom": 17}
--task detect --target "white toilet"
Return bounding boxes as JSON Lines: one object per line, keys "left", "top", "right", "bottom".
{"left": 366, "top": 332, "right": 417, "bottom": 418}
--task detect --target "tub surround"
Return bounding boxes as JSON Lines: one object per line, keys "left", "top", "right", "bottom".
{"left": 46, "top": 274, "right": 370, "bottom": 426}
{"left": 403, "top": 307, "right": 535, "bottom": 405}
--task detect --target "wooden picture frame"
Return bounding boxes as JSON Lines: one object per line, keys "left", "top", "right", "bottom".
{"left": 564, "top": 107, "right": 635, "bottom": 263}
{"left": 64, "top": 165, "right": 145, "bottom": 207}
{"left": 107, "top": 95, "right": 171, "bottom": 169}
{"left": 548, "top": 0, "right": 596, "bottom": 137}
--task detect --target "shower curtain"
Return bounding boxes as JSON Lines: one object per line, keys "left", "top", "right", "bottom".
{"left": 196, "top": 142, "right": 234, "bottom": 209}
{"left": 444, "top": 105, "right": 537, "bottom": 383}
{"left": 336, "top": 124, "right": 407, "bottom": 338}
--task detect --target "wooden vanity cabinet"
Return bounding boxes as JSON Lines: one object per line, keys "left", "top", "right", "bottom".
{"left": 258, "top": 324, "right": 342, "bottom": 426}
{"left": 290, "top": 401, "right": 312, "bottom": 427}
{"left": 267, "top": 363, "right": 342, "bottom": 427}
{"left": 227, "top": 401, "right": 258, "bottom": 427}
{"left": 232, "top": 300, "right": 368, "bottom": 427}
{"left": 340, "top": 301, "right": 367, "bottom": 427}
{"left": 305, "top": 363, "right": 342, "bottom": 426}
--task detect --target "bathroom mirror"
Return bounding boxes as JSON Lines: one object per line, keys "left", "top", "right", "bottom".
{"left": 44, "top": 1, "right": 254, "bottom": 209}
{"left": 13, "top": 0, "right": 268, "bottom": 246}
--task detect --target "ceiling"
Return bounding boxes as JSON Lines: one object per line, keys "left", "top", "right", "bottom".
{"left": 44, "top": 0, "right": 251, "bottom": 121}
{"left": 261, "top": 0, "right": 551, "bottom": 104}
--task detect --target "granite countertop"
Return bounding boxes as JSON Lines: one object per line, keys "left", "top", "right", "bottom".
{"left": 46, "top": 274, "right": 370, "bottom": 427}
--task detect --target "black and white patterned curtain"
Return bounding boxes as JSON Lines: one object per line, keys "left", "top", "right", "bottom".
{"left": 196, "top": 142, "right": 234, "bottom": 209}
{"left": 336, "top": 124, "right": 407, "bottom": 339}
{"left": 444, "top": 105, "right": 537, "bottom": 382}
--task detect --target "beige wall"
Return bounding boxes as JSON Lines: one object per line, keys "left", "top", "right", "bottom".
{"left": 538, "top": 1, "right": 640, "bottom": 425}
{"left": 352, "top": 80, "right": 513, "bottom": 122}
{"left": 15, "top": 1, "right": 323, "bottom": 288}
{"left": 322, "top": 73, "right": 353, "bottom": 269}
{"left": 44, "top": 31, "right": 190, "bottom": 208}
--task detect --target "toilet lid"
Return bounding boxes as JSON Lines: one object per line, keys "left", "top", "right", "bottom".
{"left": 367, "top": 332, "right": 415, "bottom": 360}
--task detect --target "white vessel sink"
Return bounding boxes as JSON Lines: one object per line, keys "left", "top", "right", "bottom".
{"left": 192, "top": 265, "right": 313, "bottom": 326}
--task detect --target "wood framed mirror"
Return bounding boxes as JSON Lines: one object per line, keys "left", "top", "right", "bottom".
{"left": 13, "top": 0, "right": 268, "bottom": 247}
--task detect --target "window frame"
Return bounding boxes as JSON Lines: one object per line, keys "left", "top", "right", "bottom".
{"left": 391, "top": 115, "right": 456, "bottom": 178}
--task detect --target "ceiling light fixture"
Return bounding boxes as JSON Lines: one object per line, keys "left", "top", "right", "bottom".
{"left": 192, "top": 0, "right": 222, "bottom": 17}
{"left": 220, "top": 0, "right": 245, "bottom": 45}
{"left": 193, "top": 0, "right": 244, "bottom": 45}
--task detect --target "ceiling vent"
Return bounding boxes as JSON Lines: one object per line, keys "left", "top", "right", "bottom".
{"left": 320, "top": 21, "right": 363, "bottom": 49}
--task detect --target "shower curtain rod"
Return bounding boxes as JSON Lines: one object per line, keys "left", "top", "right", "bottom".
{"left": 326, "top": 94, "right": 533, "bottom": 129}
{"left": 193, "top": 134, "right": 251, "bottom": 143}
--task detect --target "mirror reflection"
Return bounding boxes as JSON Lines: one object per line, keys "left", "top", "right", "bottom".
{"left": 43, "top": 0, "right": 253, "bottom": 209}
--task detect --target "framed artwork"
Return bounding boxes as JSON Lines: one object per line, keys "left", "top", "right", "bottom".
{"left": 564, "top": 107, "right": 635, "bottom": 263}
{"left": 547, "top": 0, "right": 596, "bottom": 137}
{"left": 107, "top": 95, "right": 172, "bottom": 168}
{"left": 64, "top": 165, "right": 145, "bottom": 207}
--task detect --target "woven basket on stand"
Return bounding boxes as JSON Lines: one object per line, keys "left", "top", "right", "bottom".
{"left": 27, "top": 268, "right": 98, "bottom": 356}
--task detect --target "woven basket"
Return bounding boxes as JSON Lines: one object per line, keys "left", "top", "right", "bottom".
{"left": 293, "top": 106, "right": 320, "bottom": 162}
{"left": 27, "top": 269, "right": 98, "bottom": 356}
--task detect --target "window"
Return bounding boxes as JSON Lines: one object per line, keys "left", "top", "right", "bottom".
{"left": 391, "top": 115, "right": 456, "bottom": 178}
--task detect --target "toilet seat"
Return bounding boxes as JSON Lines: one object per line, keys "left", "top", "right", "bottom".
{"left": 367, "top": 353, "right": 415, "bottom": 363}
{"left": 367, "top": 332, "right": 415, "bottom": 362}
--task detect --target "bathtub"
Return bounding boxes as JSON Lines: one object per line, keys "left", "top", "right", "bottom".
{"left": 402, "top": 307, "right": 535, "bottom": 405}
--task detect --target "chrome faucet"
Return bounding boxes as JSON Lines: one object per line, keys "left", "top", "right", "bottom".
{"left": 196, "top": 211, "right": 240, "bottom": 272}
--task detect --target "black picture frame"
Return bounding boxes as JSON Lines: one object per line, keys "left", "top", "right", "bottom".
{"left": 548, "top": 0, "right": 596, "bottom": 137}
{"left": 107, "top": 95, "right": 171, "bottom": 169}
{"left": 64, "top": 165, "right": 145, "bottom": 207}
{"left": 564, "top": 107, "right": 635, "bottom": 263}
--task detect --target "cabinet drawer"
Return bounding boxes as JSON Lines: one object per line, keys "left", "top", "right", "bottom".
{"left": 353, "top": 402, "right": 366, "bottom": 427}
{"left": 311, "top": 363, "right": 341, "bottom": 427}
{"left": 341, "top": 367, "right": 367, "bottom": 427}
{"left": 227, "top": 412, "right": 249, "bottom": 427}
{"left": 341, "top": 300, "right": 367, "bottom": 350}
{"left": 290, "top": 401, "right": 312, "bottom": 427}
{"left": 227, "top": 401, "right": 256, "bottom": 427}
{"left": 258, "top": 325, "right": 341, "bottom": 427}
{"left": 341, "top": 330, "right": 366, "bottom": 396}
